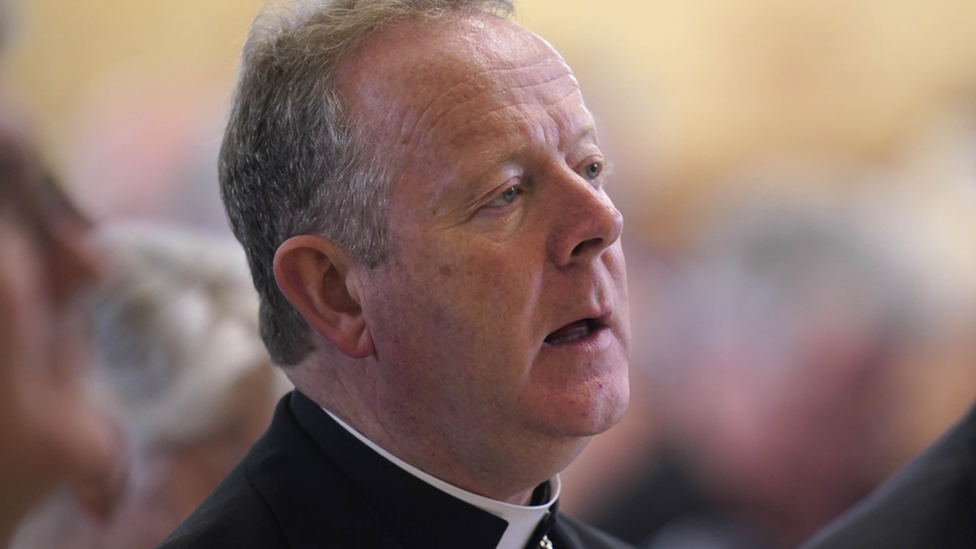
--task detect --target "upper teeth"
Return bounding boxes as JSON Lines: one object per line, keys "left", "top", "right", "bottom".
{"left": 549, "top": 324, "right": 590, "bottom": 344}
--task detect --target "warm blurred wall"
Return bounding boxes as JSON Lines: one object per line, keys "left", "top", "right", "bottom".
{"left": 517, "top": 0, "right": 976, "bottom": 241}
{"left": 6, "top": 0, "right": 976, "bottom": 203}
{"left": 1, "top": 0, "right": 265, "bottom": 165}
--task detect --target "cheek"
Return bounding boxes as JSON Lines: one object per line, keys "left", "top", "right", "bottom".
{"left": 0, "top": 223, "right": 51, "bottom": 361}
{"left": 608, "top": 247, "right": 631, "bottom": 343}
{"left": 0, "top": 280, "right": 17, "bottom": 391}
{"left": 433, "top": 237, "right": 539, "bottom": 307}
{"left": 368, "top": 243, "right": 539, "bottom": 381}
{"left": 0, "top": 229, "right": 120, "bottom": 484}
{"left": 0, "top": 247, "right": 49, "bottom": 413}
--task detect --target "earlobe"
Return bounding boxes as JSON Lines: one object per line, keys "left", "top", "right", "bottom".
{"left": 273, "top": 236, "right": 374, "bottom": 358}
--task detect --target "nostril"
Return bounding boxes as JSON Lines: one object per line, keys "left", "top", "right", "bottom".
{"left": 571, "top": 237, "right": 603, "bottom": 257}
{"left": 553, "top": 184, "right": 623, "bottom": 266}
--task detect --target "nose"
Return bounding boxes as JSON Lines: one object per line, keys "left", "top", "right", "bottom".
{"left": 548, "top": 169, "right": 623, "bottom": 268}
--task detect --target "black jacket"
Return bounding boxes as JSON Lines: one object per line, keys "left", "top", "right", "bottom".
{"left": 158, "top": 391, "right": 634, "bottom": 549}
{"left": 799, "top": 401, "right": 976, "bottom": 549}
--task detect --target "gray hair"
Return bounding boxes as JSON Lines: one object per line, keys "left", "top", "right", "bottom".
{"left": 221, "top": 0, "right": 514, "bottom": 366}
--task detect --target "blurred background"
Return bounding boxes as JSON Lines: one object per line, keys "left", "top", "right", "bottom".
{"left": 4, "top": 0, "right": 976, "bottom": 547}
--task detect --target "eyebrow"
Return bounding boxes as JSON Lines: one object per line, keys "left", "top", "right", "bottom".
{"left": 565, "top": 120, "right": 597, "bottom": 149}
{"left": 428, "top": 108, "right": 600, "bottom": 212}
{"left": 474, "top": 115, "right": 598, "bottom": 167}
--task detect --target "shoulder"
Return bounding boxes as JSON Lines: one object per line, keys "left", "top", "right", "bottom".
{"left": 156, "top": 394, "right": 304, "bottom": 549}
{"left": 552, "top": 513, "right": 637, "bottom": 549}
{"left": 156, "top": 392, "right": 396, "bottom": 549}
{"left": 800, "top": 405, "right": 976, "bottom": 549}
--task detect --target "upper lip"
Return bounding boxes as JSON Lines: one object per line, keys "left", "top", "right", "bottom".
{"left": 588, "top": 310, "right": 612, "bottom": 330}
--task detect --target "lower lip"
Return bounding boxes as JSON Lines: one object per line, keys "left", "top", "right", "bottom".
{"left": 542, "top": 325, "right": 613, "bottom": 354}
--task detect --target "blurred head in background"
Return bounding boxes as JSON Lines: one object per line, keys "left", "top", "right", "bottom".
{"left": 10, "top": 224, "right": 288, "bottom": 549}
{"left": 0, "top": 112, "right": 121, "bottom": 546}
{"left": 634, "top": 196, "right": 922, "bottom": 548}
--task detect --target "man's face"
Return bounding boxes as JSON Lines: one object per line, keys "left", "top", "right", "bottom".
{"left": 340, "top": 15, "right": 630, "bottom": 483}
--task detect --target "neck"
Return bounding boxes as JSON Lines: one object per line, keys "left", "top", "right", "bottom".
{"left": 287, "top": 357, "right": 585, "bottom": 504}
{"left": 325, "top": 406, "right": 555, "bottom": 507}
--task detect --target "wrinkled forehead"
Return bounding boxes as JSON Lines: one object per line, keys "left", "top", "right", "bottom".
{"left": 336, "top": 13, "right": 574, "bottom": 141}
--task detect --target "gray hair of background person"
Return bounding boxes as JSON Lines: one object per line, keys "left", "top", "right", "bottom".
{"left": 9, "top": 223, "right": 285, "bottom": 549}
{"left": 629, "top": 205, "right": 925, "bottom": 549}
{"left": 91, "top": 224, "right": 276, "bottom": 448}
{"left": 221, "top": 0, "right": 513, "bottom": 366}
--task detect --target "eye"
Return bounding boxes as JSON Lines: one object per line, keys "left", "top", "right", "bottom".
{"left": 581, "top": 162, "right": 601, "bottom": 181}
{"left": 485, "top": 185, "right": 521, "bottom": 208}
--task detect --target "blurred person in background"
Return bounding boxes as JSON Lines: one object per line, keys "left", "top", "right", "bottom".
{"left": 586, "top": 200, "right": 922, "bottom": 549}
{"left": 798, "top": 354, "right": 976, "bottom": 546}
{"left": 795, "top": 232, "right": 976, "bottom": 535}
{"left": 799, "top": 392, "right": 976, "bottom": 547}
{"left": 0, "top": 2, "right": 121, "bottom": 543}
{"left": 793, "top": 118, "right": 976, "bottom": 549}
{"left": 9, "top": 224, "right": 289, "bottom": 549}
{"left": 0, "top": 114, "right": 121, "bottom": 546}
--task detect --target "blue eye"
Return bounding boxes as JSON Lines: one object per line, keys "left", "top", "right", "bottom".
{"left": 582, "top": 162, "right": 601, "bottom": 181}
{"left": 487, "top": 185, "right": 520, "bottom": 207}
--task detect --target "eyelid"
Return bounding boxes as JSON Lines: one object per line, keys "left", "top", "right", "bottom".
{"left": 576, "top": 156, "right": 610, "bottom": 185}
{"left": 484, "top": 184, "right": 521, "bottom": 208}
{"left": 479, "top": 173, "right": 525, "bottom": 210}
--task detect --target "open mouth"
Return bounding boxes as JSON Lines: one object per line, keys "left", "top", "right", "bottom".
{"left": 545, "top": 318, "right": 601, "bottom": 344}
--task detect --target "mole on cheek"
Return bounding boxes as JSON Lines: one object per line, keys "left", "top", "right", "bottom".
{"left": 438, "top": 264, "right": 452, "bottom": 277}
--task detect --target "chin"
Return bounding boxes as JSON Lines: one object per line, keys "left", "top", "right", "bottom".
{"left": 536, "top": 372, "right": 630, "bottom": 439}
{"left": 586, "top": 374, "right": 630, "bottom": 434}
{"left": 583, "top": 354, "right": 631, "bottom": 431}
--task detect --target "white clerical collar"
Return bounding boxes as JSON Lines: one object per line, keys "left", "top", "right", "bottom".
{"left": 322, "top": 407, "right": 560, "bottom": 549}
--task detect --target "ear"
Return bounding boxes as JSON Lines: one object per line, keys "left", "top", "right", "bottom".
{"left": 273, "top": 235, "right": 374, "bottom": 358}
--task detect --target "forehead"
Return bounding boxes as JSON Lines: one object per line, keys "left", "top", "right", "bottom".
{"left": 349, "top": 15, "right": 589, "bottom": 137}
{"left": 338, "top": 14, "right": 594, "bottom": 200}
{"left": 339, "top": 14, "right": 560, "bottom": 109}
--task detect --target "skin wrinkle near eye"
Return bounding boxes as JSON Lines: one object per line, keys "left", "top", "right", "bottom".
{"left": 587, "top": 160, "right": 614, "bottom": 190}
{"left": 447, "top": 156, "right": 612, "bottom": 239}
{"left": 430, "top": 183, "right": 526, "bottom": 233}
{"left": 425, "top": 118, "right": 605, "bottom": 229}
{"left": 462, "top": 112, "right": 599, "bottom": 190}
